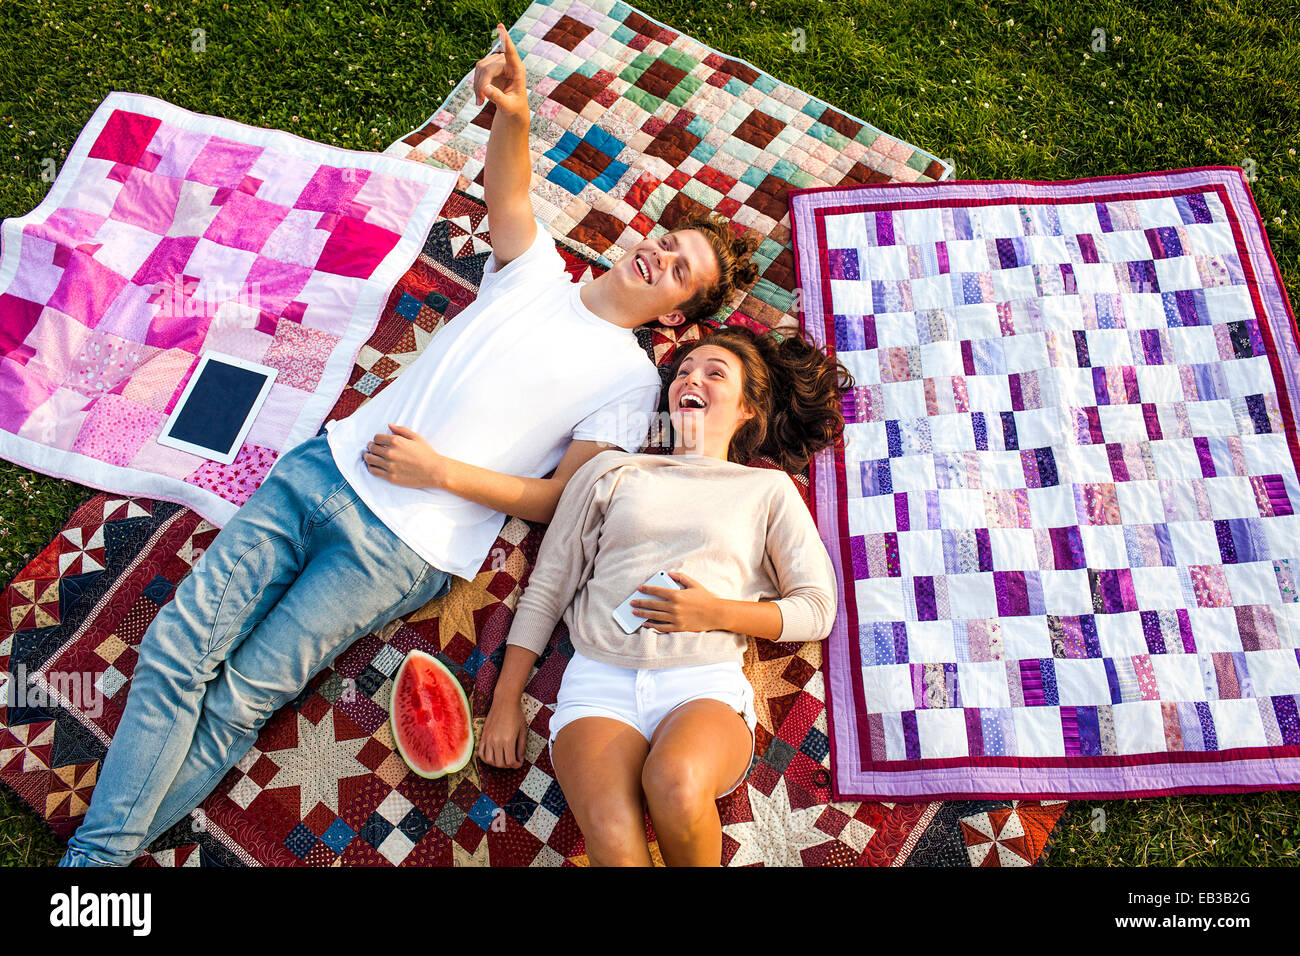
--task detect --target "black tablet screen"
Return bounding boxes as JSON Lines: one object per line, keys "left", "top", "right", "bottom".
{"left": 167, "top": 360, "right": 269, "bottom": 456}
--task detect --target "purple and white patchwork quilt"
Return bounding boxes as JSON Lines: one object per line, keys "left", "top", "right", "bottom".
{"left": 791, "top": 168, "right": 1300, "bottom": 800}
{"left": 0, "top": 92, "right": 455, "bottom": 523}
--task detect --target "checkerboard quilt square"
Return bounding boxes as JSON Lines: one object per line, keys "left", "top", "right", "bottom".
{"left": 795, "top": 169, "right": 1300, "bottom": 798}
{"left": 385, "top": 0, "right": 947, "bottom": 330}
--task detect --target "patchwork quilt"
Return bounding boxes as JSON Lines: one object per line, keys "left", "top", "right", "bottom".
{"left": 791, "top": 167, "right": 1300, "bottom": 800}
{"left": 385, "top": 0, "right": 951, "bottom": 329}
{"left": 0, "top": 92, "right": 456, "bottom": 524}
{"left": 0, "top": 190, "right": 1067, "bottom": 864}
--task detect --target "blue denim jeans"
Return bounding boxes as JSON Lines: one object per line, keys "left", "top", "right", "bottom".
{"left": 60, "top": 434, "right": 452, "bottom": 866}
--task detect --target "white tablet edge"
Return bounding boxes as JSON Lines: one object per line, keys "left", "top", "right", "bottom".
{"left": 156, "top": 351, "right": 280, "bottom": 466}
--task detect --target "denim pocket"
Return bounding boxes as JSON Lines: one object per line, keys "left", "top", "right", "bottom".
{"left": 306, "top": 480, "right": 359, "bottom": 532}
{"left": 400, "top": 564, "right": 451, "bottom": 611}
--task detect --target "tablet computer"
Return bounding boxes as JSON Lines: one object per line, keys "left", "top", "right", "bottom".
{"left": 156, "top": 352, "right": 278, "bottom": 465}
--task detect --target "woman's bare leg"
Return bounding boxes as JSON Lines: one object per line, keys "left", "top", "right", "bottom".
{"left": 550, "top": 716, "right": 653, "bottom": 866}
{"left": 641, "top": 699, "right": 753, "bottom": 867}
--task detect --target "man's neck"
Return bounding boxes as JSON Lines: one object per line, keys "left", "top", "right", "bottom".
{"left": 579, "top": 274, "right": 647, "bottom": 330}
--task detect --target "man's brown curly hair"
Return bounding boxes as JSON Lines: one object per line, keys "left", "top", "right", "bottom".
{"left": 673, "top": 212, "right": 761, "bottom": 322}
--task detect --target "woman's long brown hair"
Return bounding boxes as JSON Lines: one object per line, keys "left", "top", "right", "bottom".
{"left": 665, "top": 325, "right": 855, "bottom": 474}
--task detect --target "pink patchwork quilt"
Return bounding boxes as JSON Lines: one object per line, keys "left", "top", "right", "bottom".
{"left": 0, "top": 92, "right": 455, "bottom": 524}
{"left": 792, "top": 168, "right": 1300, "bottom": 800}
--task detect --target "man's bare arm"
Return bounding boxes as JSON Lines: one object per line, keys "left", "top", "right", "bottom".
{"left": 435, "top": 437, "right": 612, "bottom": 524}
{"left": 363, "top": 431, "right": 614, "bottom": 524}
{"left": 475, "top": 23, "right": 537, "bottom": 267}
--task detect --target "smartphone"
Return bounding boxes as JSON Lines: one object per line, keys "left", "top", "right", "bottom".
{"left": 612, "top": 570, "right": 682, "bottom": 634}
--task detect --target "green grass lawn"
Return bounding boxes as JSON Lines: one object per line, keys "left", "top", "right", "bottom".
{"left": 1, "top": 0, "right": 1298, "bottom": 866}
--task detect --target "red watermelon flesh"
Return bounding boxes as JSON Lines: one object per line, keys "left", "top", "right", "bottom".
{"left": 390, "top": 650, "right": 473, "bottom": 779}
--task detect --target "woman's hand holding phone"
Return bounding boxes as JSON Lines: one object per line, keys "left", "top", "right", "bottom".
{"left": 631, "top": 571, "right": 724, "bottom": 633}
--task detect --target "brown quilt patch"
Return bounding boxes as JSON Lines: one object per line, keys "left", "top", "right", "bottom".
{"left": 644, "top": 123, "right": 701, "bottom": 167}
{"left": 542, "top": 14, "right": 593, "bottom": 51}
{"left": 732, "top": 109, "right": 783, "bottom": 150}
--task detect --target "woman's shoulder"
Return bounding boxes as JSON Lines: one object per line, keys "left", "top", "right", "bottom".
{"left": 561, "top": 448, "right": 641, "bottom": 495}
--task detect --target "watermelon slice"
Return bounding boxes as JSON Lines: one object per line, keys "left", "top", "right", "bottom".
{"left": 390, "top": 649, "right": 474, "bottom": 779}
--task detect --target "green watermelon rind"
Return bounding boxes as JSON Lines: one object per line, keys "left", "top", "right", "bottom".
{"left": 390, "top": 649, "right": 474, "bottom": 780}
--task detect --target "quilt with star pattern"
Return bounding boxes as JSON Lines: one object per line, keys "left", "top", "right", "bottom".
{"left": 792, "top": 167, "right": 1300, "bottom": 800}
{"left": 0, "top": 190, "right": 1067, "bottom": 865}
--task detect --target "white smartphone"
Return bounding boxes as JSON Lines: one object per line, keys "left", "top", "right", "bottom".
{"left": 612, "top": 570, "right": 683, "bottom": 634}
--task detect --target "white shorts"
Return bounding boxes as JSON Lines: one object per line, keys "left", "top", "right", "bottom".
{"left": 549, "top": 649, "right": 758, "bottom": 797}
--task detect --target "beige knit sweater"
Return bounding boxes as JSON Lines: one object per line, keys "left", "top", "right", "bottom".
{"left": 505, "top": 450, "right": 837, "bottom": 669}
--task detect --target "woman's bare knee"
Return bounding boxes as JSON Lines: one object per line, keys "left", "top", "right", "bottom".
{"left": 550, "top": 717, "right": 653, "bottom": 866}
{"left": 641, "top": 754, "right": 713, "bottom": 823}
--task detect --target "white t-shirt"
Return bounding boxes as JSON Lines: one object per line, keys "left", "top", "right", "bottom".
{"left": 327, "top": 224, "right": 661, "bottom": 580}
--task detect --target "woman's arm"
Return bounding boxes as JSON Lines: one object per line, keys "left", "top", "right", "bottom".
{"left": 633, "top": 477, "right": 836, "bottom": 641}
{"left": 713, "top": 597, "right": 785, "bottom": 641}
{"left": 633, "top": 572, "right": 784, "bottom": 640}
{"left": 480, "top": 456, "right": 622, "bottom": 768}
{"left": 479, "top": 643, "right": 538, "bottom": 769}
{"left": 764, "top": 483, "right": 837, "bottom": 641}
{"left": 504, "top": 453, "right": 621, "bottom": 654}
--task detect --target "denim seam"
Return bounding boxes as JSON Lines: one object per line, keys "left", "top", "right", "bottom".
{"left": 399, "top": 562, "right": 435, "bottom": 607}
{"left": 306, "top": 478, "right": 358, "bottom": 527}
{"left": 302, "top": 488, "right": 361, "bottom": 555}
{"left": 206, "top": 535, "right": 306, "bottom": 655}
{"left": 107, "top": 684, "right": 189, "bottom": 858}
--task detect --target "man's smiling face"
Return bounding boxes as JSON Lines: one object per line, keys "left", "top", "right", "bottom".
{"left": 616, "top": 228, "right": 721, "bottom": 326}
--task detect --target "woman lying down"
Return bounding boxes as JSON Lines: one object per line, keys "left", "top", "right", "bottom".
{"left": 479, "top": 323, "right": 854, "bottom": 866}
